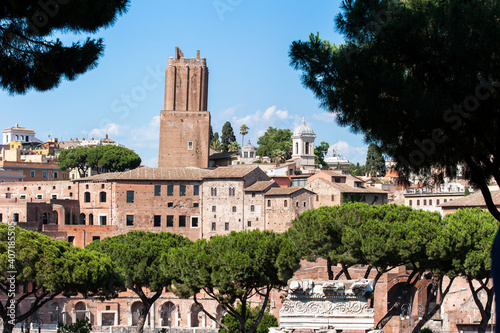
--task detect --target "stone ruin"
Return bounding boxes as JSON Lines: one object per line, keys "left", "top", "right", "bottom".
{"left": 271, "top": 278, "right": 375, "bottom": 333}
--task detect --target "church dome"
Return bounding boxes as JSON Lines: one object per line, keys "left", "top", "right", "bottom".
{"left": 242, "top": 140, "right": 256, "bottom": 151}
{"left": 293, "top": 118, "right": 315, "bottom": 136}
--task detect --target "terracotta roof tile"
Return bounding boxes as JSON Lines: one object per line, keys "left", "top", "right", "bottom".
{"left": 265, "top": 187, "right": 312, "bottom": 196}
{"left": 75, "top": 167, "right": 210, "bottom": 181}
{"left": 309, "top": 177, "right": 388, "bottom": 194}
{"left": 204, "top": 166, "right": 263, "bottom": 179}
{"left": 439, "top": 190, "right": 500, "bottom": 207}
{"left": 244, "top": 181, "right": 277, "bottom": 192}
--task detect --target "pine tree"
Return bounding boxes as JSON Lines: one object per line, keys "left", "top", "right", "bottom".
{"left": 365, "top": 143, "right": 386, "bottom": 176}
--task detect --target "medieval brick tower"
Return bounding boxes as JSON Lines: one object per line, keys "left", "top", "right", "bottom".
{"left": 158, "top": 47, "right": 210, "bottom": 168}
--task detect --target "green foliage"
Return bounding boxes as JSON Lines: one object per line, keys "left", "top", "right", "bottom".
{"left": 211, "top": 132, "right": 222, "bottom": 151}
{"left": 240, "top": 124, "right": 249, "bottom": 146}
{"left": 221, "top": 122, "right": 237, "bottom": 153}
{"left": 365, "top": 143, "right": 386, "bottom": 176}
{"left": 349, "top": 162, "right": 366, "bottom": 176}
{"left": 256, "top": 127, "right": 292, "bottom": 162}
{"left": 86, "top": 231, "right": 190, "bottom": 292}
{"left": 57, "top": 318, "right": 92, "bottom": 333}
{"left": 314, "top": 141, "right": 330, "bottom": 167}
{"left": 87, "top": 231, "right": 190, "bottom": 333}
{"left": 228, "top": 141, "right": 241, "bottom": 152}
{"left": 427, "top": 208, "right": 498, "bottom": 279}
{"left": 58, "top": 145, "right": 141, "bottom": 177}
{"left": 289, "top": 0, "right": 500, "bottom": 221}
{"left": 0, "top": 225, "right": 116, "bottom": 329}
{"left": 58, "top": 147, "right": 91, "bottom": 177}
{"left": 219, "top": 304, "right": 277, "bottom": 333}
{"left": 0, "top": 1, "right": 129, "bottom": 94}
{"left": 166, "top": 230, "right": 300, "bottom": 333}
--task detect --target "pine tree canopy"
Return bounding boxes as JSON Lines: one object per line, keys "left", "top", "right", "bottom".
{"left": 0, "top": 0, "right": 129, "bottom": 94}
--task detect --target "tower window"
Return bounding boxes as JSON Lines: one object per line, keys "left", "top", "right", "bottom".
{"left": 188, "top": 141, "right": 193, "bottom": 150}
{"left": 229, "top": 185, "right": 235, "bottom": 196}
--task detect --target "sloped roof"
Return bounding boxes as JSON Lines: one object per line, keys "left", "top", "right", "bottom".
{"left": 75, "top": 167, "right": 210, "bottom": 182}
{"left": 439, "top": 190, "right": 500, "bottom": 207}
{"left": 309, "top": 177, "right": 388, "bottom": 194}
{"left": 318, "top": 170, "right": 364, "bottom": 183}
{"left": 265, "top": 187, "right": 313, "bottom": 196}
{"left": 244, "top": 180, "right": 277, "bottom": 192}
{"left": 204, "top": 166, "right": 263, "bottom": 179}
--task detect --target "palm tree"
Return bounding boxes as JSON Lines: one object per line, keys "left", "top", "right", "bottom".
{"left": 239, "top": 124, "right": 249, "bottom": 147}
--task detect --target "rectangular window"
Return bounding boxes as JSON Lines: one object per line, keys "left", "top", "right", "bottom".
{"left": 188, "top": 141, "right": 193, "bottom": 150}
{"left": 247, "top": 221, "right": 252, "bottom": 227}
{"left": 68, "top": 236, "right": 75, "bottom": 244}
{"left": 92, "top": 236, "right": 100, "bottom": 242}
{"left": 331, "top": 195, "right": 334, "bottom": 201}
{"left": 244, "top": 152, "right": 248, "bottom": 158}
{"left": 54, "top": 172, "right": 58, "bottom": 179}
{"left": 0, "top": 214, "right": 2, "bottom": 222}
{"left": 232, "top": 206, "right": 236, "bottom": 212}
{"left": 51, "top": 194, "right": 57, "bottom": 199}
{"left": 42, "top": 171, "right": 47, "bottom": 178}
{"left": 30, "top": 170, "right": 35, "bottom": 177}
{"left": 193, "top": 202, "right": 199, "bottom": 207}
{"left": 154, "top": 215, "right": 161, "bottom": 227}
{"left": 193, "top": 185, "right": 199, "bottom": 196}
{"left": 154, "top": 185, "right": 161, "bottom": 196}
{"left": 13, "top": 213, "right": 19, "bottom": 223}
{"left": 180, "top": 185, "right": 186, "bottom": 196}
{"left": 166, "top": 215, "right": 174, "bottom": 227}
{"left": 167, "top": 202, "right": 173, "bottom": 207}
{"left": 167, "top": 185, "right": 174, "bottom": 196}
{"left": 316, "top": 195, "right": 319, "bottom": 201}
{"left": 179, "top": 215, "right": 186, "bottom": 227}
{"left": 20, "top": 194, "right": 26, "bottom": 199}
{"left": 191, "top": 217, "right": 199, "bottom": 228}
{"left": 211, "top": 222, "right": 216, "bottom": 231}
{"left": 212, "top": 206, "right": 216, "bottom": 212}
{"left": 36, "top": 194, "right": 43, "bottom": 199}
{"left": 126, "top": 191, "right": 134, "bottom": 203}
{"left": 252, "top": 192, "right": 256, "bottom": 198}
{"left": 224, "top": 222, "right": 229, "bottom": 231}
{"left": 99, "top": 215, "right": 107, "bottom": 225}
{"left": 126, "top": 215, "right": 134, "bottom": 227}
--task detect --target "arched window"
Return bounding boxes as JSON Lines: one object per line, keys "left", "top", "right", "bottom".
{"left": 409, "top": 200, "right": 413, "bottom": 206}
{"left": 211, "top": 186, "right": 217, "bottom": 196}
{"left": 75, "top": 302, "right": 87, "bottom": 321}
{"left": 84, "top": 192, "right": 91, "bottom": 203}
{"left": 190, "top": 304, "right": 202, "bottom": 327}
{"left": 229, "top": 185, "right": 235, "bottom": 196}
{"left": 250, "top": 205, "right": 255, "bottom": 212}
{"left": 295, "top": 142, "right": 298, "bottom": 154}
{"left": 100, "top": 191, "right": 106, "bottom": 203}
{"left": 131, "top": 302, "right": 145, "bottom": 326}
{"left": 305, "top": 142, "right": 309, "bottom": 154}
{"left": 267, "top": 200, "right": 271, "bottom": 207}
{"left": 50, "top": 303, "right": 61, "bottom": 324}
{"left": 161, "top": 302, "right": 176, "bottom": 327}
{"left": 79, "top": 213, "right": 86, "bottom": 225}
{"left": 88, "top": 213, "right": 94, "bottom": 226}
{"left": 284, "top": 200, "right": 288, "bottom": 207}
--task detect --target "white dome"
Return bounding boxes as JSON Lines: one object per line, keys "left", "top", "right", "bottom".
{"left": 293, "top": 118, "right": 315, "bottom": 136}
{"left": 242, "top": 140, "right": 256, "bottom": 151}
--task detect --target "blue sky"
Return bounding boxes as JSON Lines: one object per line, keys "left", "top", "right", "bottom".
{"left": 0, "top": 0, "right": 369, "bottom": 167}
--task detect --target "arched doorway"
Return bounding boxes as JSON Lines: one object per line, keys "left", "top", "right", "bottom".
{"left": 131, "top": 301, "right": 149, "bottom": 326}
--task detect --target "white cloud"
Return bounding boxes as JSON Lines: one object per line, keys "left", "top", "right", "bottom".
{"left": 85, "top": 122, "right": 126, "bottom": 139}
{"left": 312, "top": 112, "right": 337, "bottom": 123}
{"left": 331, "top": 140, "right": 367, "bottom": 164}
{"left": 130, "top": 115, "right": 161, "bottom": 142}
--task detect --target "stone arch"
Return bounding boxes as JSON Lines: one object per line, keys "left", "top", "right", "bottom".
{"left": 131, "top": 301, "right": 149, "bottom": 326}
{"left": 160, "top": 301, "right": 176, "bottom": 327}
{"left": 215, "top": 305, "right": 225, "bottom": 328}
{"left": 387, "top": 282, "right": 416, "bottom": 315}
{"left": 50, "top": 302, "right": 62, "bottom": 324}
{"left": 74, "top": 301, "right": 87, "bottom": 321}
{"left": 190, "top": 303, "right": 202, "bottom": 327}
{"left": 52, "top": 210, "right": 58, "bottom": 225}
